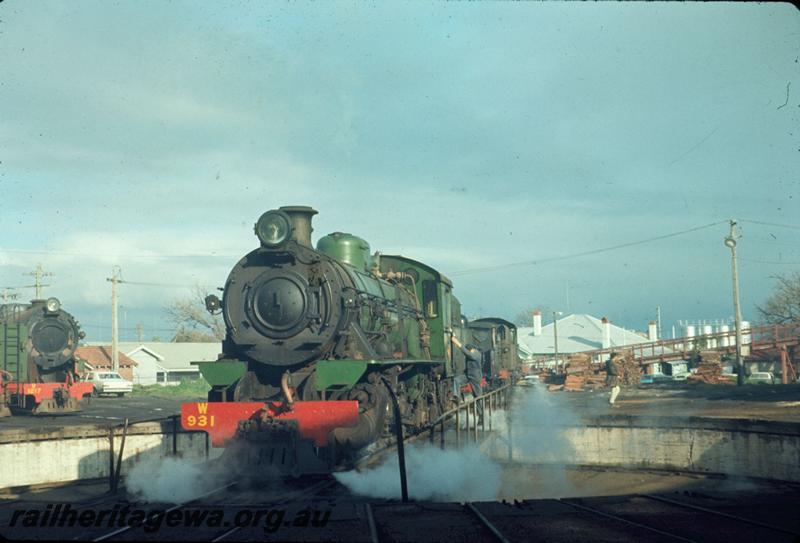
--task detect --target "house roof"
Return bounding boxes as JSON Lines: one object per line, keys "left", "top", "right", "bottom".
{"left": 75, "top": 346, "right": 138, "bottom": 369}
{"left": 517, "top": 314, "right": 651, "bottom": 357}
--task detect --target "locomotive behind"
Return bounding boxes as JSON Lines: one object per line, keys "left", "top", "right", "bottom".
{"left": 466, "top": 318, "right": 521, "bottom": 386}
{"left": 182, "top": 206, "right": 519, "bottom": 475}
{"left": 0, "top": 298, "right": 92, "bottom": 415}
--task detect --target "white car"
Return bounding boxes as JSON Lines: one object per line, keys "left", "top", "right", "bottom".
{"left": 749, "top": 372, "right": 775, "bottom": 385}
{"left": 84, "top": 371, "right": 134, "bottom": 397}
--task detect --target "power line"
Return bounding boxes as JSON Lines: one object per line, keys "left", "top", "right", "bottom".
{"left": 740, "top": 257, "right": 800, "bottom": 265}
{"left": 739, "top": 219, "right": 800, "bottom": 231}
{"left": 83, "top": 323, "right": 177, "bottom": 333}
{"left": 0, "top": 248, "right": 241, "bottom": 259}
{"left": 449, "top": 220, "right": 728, "bottom": 277}
{"left": 121, "top": 280, "right": 217, "bottom": 288}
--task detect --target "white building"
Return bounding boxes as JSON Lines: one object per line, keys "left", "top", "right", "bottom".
{"left": 518, "top": 313, "right": 650, "bottom": 356}
{"left": 88, "top": 342, "right": 221, "bottom": 385}
{"left": 519, "top": 312, "right": 684, "bottom": 374}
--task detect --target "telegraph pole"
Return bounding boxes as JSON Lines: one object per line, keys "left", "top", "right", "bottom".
{"left": 23, "top": 264, "right": 53, "bottom": 299}
{"left": 656, "top": 306, "right": 662, "bottom": 341}
{"left": 136, "top": 323, "right": 144, "bottom": 342}
{"left": 1, "top": 288, "right": 19, "bottom": 303}
{"left": 553, "top": 312, "right": 560, "bottom": 373}
{"left": 724, "top": 221, "right": 744, "bottom": 386}
{"left": 107, "top": 266, "right": 123, "bottom": 372}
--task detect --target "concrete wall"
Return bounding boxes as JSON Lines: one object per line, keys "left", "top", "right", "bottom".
{"left": 486, "top": 416, "right": 800, "bottom": 482}
{"left": 0, "top": 422, "right": 218, "bottom": 490}
{"left": 3, "top": 415, "right": 799, "bottom": 490}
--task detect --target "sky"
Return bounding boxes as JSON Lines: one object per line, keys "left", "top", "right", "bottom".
{"left": 1, "top": 2, "right": 798, "bottom": 342}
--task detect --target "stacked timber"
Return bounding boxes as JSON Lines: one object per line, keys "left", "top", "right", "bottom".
{"left": 687, "top": 351, "right": 735, "bottom": 384}
{"left": 618, "top": 352, "right": 641, "bottom": 386}
{"left": 563, "top": 353, "right": 592, "bottom": 391}
{"left": 585, "top": 371, "right": 607, "bottom": 389}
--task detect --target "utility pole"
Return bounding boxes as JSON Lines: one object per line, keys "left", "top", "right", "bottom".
{"left": 1, "top": 288, "right": 19, "bottom": 303}
{"left": 136, "top": 323, "right": 144, "bottom": 342}
{"left": 23, "top": 264, "right": 53, "bottom": 299}
{"left": 553, "top": 312, "right": 560, "bottom": 373}
{"left": 724, "top": 221, "right": 744, "bottom": 386}
{"left": 107, "top": 266, "right": 123, "bottom": 372}
{"left": 656, "top": 306, "right": 662, "bottom": 341}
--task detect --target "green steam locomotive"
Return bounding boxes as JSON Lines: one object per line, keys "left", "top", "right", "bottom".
{"left": 182, "top": 206, "right": 520, "bottom": 474}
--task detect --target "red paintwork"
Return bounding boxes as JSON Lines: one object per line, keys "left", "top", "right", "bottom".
{"left": 460, "top": 377, "right": 488, "bottom": 393}
{"left": 5, "top": 382, "right": 93, "bottom": 403}
{"left": 181, "top": 400, "right": 360, "bottom": 447}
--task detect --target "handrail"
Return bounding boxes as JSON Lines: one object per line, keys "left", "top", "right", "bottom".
{"left": 536, "top": 321, "right": 800, "bottom": 367}
{"left": 427, "top": 382, "right": 513, "bottom": 429}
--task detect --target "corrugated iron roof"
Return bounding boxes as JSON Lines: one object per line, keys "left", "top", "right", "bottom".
{"left": 517, "top": 314, "right": 650, "bottom": 356}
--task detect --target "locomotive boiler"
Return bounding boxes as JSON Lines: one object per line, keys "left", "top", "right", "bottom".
{"left": 0, "top": 298, "right": 92, "bottom": 415}
{"left": 182, "top": 206, "right": 518, "bottom": 474}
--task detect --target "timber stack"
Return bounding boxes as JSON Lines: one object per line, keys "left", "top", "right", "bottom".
{"left": 618, "top": 351, "right": 641, "bottom": 386}
{"left": 563, "top": 353, "right": 592, "bottom": 391}
{"left": 559, "top": 354, "right": 607, "bottom": 391}
{"left": 687, "top": 351, "right": 735, "bottom": 384}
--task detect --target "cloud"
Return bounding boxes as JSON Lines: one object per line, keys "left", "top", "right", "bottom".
{"left": 1, "top": 2, "right": 797, "bottom": 332}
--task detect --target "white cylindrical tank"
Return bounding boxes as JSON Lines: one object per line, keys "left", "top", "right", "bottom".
{"left": 718, "top": 324, "right": 730, "bottom": 347}
{"left": 702, "top": 324, "right": 716, "bottom": 348}
{"left": 683, "top": 324, "right": 696, "bottom": 350}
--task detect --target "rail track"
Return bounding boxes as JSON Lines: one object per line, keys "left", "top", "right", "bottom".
{"left": 358, "top": 492, "right": 800, "bottom": 543}
{"left": 4, "top": 476, "right": 800, "bottom": 542}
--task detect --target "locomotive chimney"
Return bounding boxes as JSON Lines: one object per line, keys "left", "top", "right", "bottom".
{"left": 279, "top": 206, "right": 318, "bottom": 248}
{"left": 532, "top": 310, "right": 542, "bottom": 336}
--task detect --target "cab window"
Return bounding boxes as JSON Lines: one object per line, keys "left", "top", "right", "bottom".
{"left": 422, "top": 280, "right": 438, "bottom": 318}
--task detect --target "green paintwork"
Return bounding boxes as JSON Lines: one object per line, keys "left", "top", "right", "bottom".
{"left": 195, "top": 359, "right": 247, "bottom": 386}
{"left": 316, "top": 232, "right": 373, "bottom": 271}
{"left": 1, "top": 322, "right": 29, "bottom": 382}
{"left": 378, "top": 254, "right": 462, "bottom": 376}
{"left": 315, "top": 359, "right": 368, "bottom": 390}
{"left": 315, "top": 358, "right": 438, "bottom": 391}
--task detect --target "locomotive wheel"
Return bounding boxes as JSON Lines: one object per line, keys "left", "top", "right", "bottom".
{"left": 331, "top": 381, "right": 388, "bottom": 450}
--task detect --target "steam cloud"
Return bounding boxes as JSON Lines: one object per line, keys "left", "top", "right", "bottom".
{"left": 336, "top": 382, "right": 580, "bottom": 501}
{"left": 125, "top": 457, "right": 225, "bottom": 503}
{"left": 335, "top": 443, "right": 502, "bottom": 502}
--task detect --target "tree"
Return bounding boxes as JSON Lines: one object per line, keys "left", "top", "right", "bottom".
{"left": 514, "top": 306, "right": 553, "bottom": 326}
{"left": 165, "top": 285, "right": 225, "bottom": 342}
{"left": 757, "top": 272, "right": 800, "bottom": 325}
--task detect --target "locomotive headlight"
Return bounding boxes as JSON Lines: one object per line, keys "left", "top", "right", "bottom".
{"left": 45, "top": 297, "right": 61, "bottom": 313}
{"left": 255, "top": 210, "right": 292, "bottom": 248}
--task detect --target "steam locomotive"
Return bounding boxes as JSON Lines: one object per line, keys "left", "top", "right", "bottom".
{"left": 0, "top": 298, "right": 92, "bottom": 415}
{"left": 182, "top": 206, "right": 519, "bottom": 474}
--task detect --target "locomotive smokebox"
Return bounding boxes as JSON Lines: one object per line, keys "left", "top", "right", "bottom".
{"left": 279, "top": 206, "right": 318, "bottom": 248}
